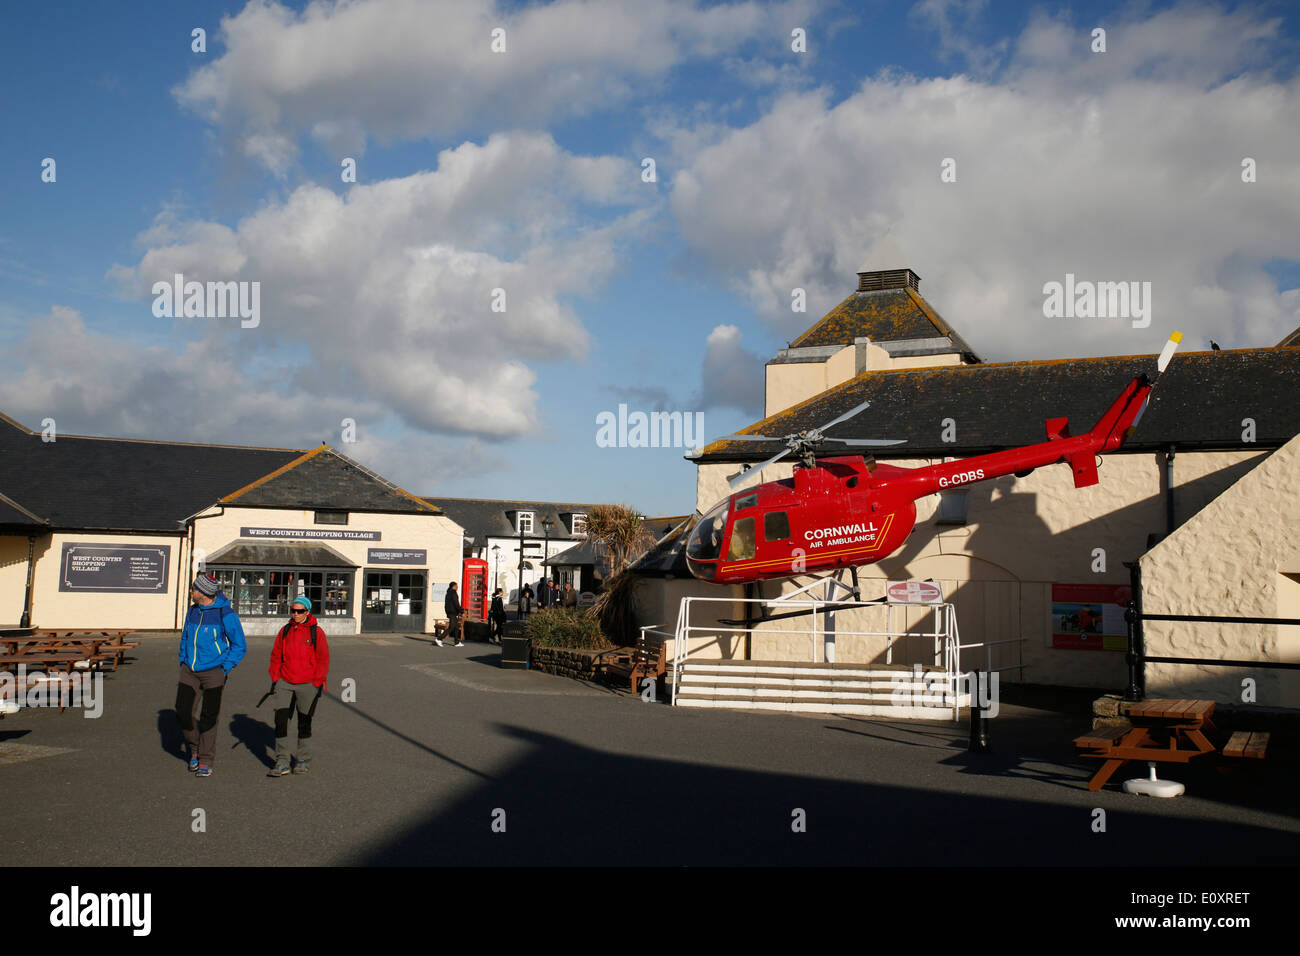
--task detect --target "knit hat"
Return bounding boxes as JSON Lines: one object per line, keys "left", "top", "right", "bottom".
{"left": 291, "top": 596, "right": 312, "bottom": 613}
{"left": 193, "top": 573, "right": 219, "bottom": 597}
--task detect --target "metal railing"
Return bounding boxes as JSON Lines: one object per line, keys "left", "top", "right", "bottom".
{"left": 668, "top": 594, "right": 974, "bottom": 715}
{"left": 1124, "top": 562, "right": 1300, "bottom": 700}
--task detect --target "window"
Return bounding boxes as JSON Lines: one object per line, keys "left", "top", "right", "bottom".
{"left": 211, "top": 566, "right": 352, "bottom": 617}
{"left": 937, "top": 492, "right": 968, "bottom": 525}
{"left": 727, "top": 517, "right": 757, "bottom": 561}
{"left": 764, "top": 511, "right": 791, "bottom": 542}
{"left": 315, "top": 510, "right": 348, "bottom": 525}
{"left": 517, "top": 512, "right": 534, "bottom": 534}
{"left": 571, "top": 513, "right": 587, "bottom": 535}
{"left": 736, "top": 493, "right": 757, "bottom": 510}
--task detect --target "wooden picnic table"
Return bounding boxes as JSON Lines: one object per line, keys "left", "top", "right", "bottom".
{"left": 1074, "top": 698, "right": 1219, "bottom": 792}
{"left": 3, "top": 631, "right": 138, "bottom": 670}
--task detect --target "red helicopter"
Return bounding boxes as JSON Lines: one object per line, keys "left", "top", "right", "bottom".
{"left": 684, "top": 332, "right": 1183, "bottom": 585}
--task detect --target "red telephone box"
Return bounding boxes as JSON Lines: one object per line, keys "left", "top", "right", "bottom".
{"left": 462, "top": 558, "right": 489, "bottom": 621}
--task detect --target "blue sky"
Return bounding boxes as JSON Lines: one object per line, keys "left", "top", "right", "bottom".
{"left": 2, "top": 0, "right": 1298, "bottom": 515}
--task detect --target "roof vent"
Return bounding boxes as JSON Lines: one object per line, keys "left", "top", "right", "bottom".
{"left": 857, "top": 268, "right": 920, "bottom": 293}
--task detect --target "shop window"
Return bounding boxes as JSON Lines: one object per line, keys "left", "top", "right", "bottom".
{"left": 937, "top": 492, "right": 968, "bottom": 526}
{"left": 315, "top": 510, "right": 348, "bottom": 525}
{"left": 216, "top": 566, "right": 351, "bottom": 617}
{"left": 764, "top": 511, "right": 791, "bottom": 542}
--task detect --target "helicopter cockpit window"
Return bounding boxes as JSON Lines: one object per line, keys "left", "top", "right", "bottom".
{"left": 736, "top": 493, "right": 758, "bottom": 510}
{"left": 686, "top": 500, "right": 729, "bottom": 562}
{"left": 727, "top": 517, "right": 756, "bottom": 562}
{"left": 764, "top": 511, "right": 791, "bottom": 542}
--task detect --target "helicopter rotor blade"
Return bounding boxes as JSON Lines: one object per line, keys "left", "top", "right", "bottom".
{"left": 820, "top": 438, "right": 907, "bottom": 447}
{"left": 817, "top": 400, "right": 872, "bottom": 434}
{"left": 728, "top": 447, "right": 791, "bottom": 491}
{"left": 714, "top": 434, "right": 789, "bottom": 442}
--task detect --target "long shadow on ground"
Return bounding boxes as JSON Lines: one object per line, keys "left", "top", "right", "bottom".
{"left": 348, "top": 724, "right": 1300, "bottom": 867}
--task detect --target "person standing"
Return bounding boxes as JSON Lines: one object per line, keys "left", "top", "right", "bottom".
{"left": 561, "top": 581, "right": 578, "bottom": 609}
{"left": 176, "top": 573, "right": 246, "bottom": 777}
{"left": 489, "top": 588, "right": 507, "bottom": 643}
{"left": 521, "top": 582, "right": 534, "bottom": 619}
{"left": 441, "top": 581, "right": 463, "bottom": 647}
{"left": 536, "top": 577, "right": 550, "bottom": 610}
{"left": 267, "top": 596, "right": 330, "bottom": 776}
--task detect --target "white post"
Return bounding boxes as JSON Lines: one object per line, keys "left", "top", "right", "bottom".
{"left": 823, "top": 574, "right": 837, "bottom": 663}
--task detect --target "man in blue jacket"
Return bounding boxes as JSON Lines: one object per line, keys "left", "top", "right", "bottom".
{"left": 176, "top": 572, "right": 246, "bottom": 777}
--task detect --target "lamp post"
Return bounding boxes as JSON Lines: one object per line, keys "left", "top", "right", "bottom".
{"left": 517, "top": 525, "right": 525, "bottom": 617}
{"left": 491, "top": 544, "right": 500, "bottom": 590}
{"left": 541, "top": 516, "right": 554, "bottom": 606}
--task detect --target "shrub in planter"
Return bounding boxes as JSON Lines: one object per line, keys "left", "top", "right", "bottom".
{"left": 524, "top": 608, "right": 613, "bottom": 650}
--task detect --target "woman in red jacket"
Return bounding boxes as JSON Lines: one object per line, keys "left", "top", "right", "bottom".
{"left": 267, "top": 596, "right": 330, "bottom": 776}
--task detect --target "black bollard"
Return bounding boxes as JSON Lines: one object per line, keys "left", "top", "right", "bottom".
{"left": 967, "top": 671, "right": 991, "bottom": 752}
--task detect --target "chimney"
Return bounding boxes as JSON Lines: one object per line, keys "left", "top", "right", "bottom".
{"left": 857, "top": 268, "right": 921, "bottom": 293}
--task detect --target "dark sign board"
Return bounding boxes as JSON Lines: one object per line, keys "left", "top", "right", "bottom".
{"left": 368, "top": 549, "right": 428, "bottom": 565}
{"left": 60, "top": 543, "right": 170, "bottom": 593}
{"left": 241, "top": 527, "right": 381, "bottom": 541}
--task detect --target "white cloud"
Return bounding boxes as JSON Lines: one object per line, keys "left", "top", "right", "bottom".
{"left": 175, "top": 0, "right": 802, "bottom": 176}
{"left": 698, "top": 324, "right": 764, "bottom": 414}
{"left": 0, "top": 307, "right": 517, "bottom": 485}
{"left": 108, "top": 132, "right": 645, "bottom": 439}
{"left": 669, "top": 3, "right": 1300, "bottom": 362}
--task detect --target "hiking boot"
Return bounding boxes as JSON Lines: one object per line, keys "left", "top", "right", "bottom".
{"left": 292, "top": 761, "right": 310, "bottom": 775}
{"left": 195, "top": 765, "right": 213, "bottom": 778}
{"left": 267, "top": 761, "right": 291, "bottom": 777}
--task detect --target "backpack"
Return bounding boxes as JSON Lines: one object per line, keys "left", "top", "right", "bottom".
{"left": 279, "top": 621, "right": 319, "bottom": 648}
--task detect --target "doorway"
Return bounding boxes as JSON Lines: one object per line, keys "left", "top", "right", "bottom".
{"left": 361, "top": 570, "right": 427, "bottom": 632}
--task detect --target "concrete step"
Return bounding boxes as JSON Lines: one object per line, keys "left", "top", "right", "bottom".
{"left": 676, "top": 686, "right": 962, "bottom": 705}
{"left": 674, "top": 696, "right": 964, "bottom": 718}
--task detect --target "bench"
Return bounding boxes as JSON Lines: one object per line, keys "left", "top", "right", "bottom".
{"left": 1223, "top": 730, "right": 1270, "bottom": 759}
{"left": 1073, "top": 724, "right": 1131, "bottom": 752}
{"left": 605, "top": 636, "right": 669, "bottom": 696}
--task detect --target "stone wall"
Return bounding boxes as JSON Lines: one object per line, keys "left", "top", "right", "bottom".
{"left": 529, "top": 646, "right": 611, "bottom": 681}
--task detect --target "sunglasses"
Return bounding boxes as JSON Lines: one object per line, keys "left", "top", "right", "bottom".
{"left": 291, "top": 607, "right": 308, "bottom": 614}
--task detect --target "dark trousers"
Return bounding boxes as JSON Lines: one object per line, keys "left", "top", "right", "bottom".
{"left": 175, "top": 664, "right": 227, "bottom": 766}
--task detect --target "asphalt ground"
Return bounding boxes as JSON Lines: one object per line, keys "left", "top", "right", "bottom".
{"left": 3, "top": 632, "right": 1299, "bottom": 869}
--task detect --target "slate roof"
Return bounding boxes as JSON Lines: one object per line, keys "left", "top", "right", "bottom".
{"left": 206, "top": 541, "right": 356, "bottom": 567}
{"left": 548, "top": 514, "right": 691, "bottom": 569}
{"left": 628, "top": 517, "right": 695, "bottom": 578}
{"left": 789, "top": 286, "right": 983, "bottom": 362}
{"left": 692, "top": 348, "right": 1300, "bottom": 463}
{"left": 0, "top": 413, "right": 301, "bottom": 533}
{"left": 223, "top": 446, "right": 439, "bottom": 515}
{"left": 421, "top": 498, "right": 609, "bottom": 544}
{"left": 0, "top": 490, "right": 46, "bottom": 530}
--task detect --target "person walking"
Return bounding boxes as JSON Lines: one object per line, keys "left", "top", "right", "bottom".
{"left": 176, "top": 572, "right": 246, "bottom": 778}
{"left": 441, "top": 581, "right": 463, "bottom": 647}
{"left": 489, "top": 588, "right": 507, "bottom": 643}
{"left": 267, "top": 596, "right": 330, "bottom": 776}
